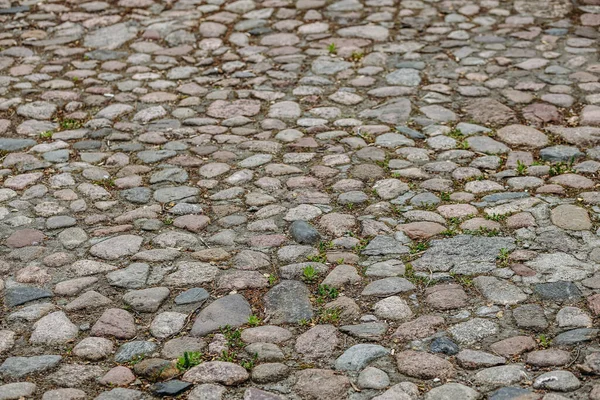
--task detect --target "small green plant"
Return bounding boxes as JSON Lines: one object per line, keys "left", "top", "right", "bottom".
{"left": 328, "top": 42, "right": 337, "bottom": 54}
{"left": 302, "top": 265, "right": 319, "bottom": 283}
{"left": 59, "top": 118, "right": 83, "bottom": 130}
{"left": 176, "top": 351, "right": 203, "bottom": 371}
{"left": 93, "top": 178, "right": 115, "bottom": 189}
{"left": 440, "top": 228, "right": 458, "bottom": 237}
{"left": 240, "top": 354, "right": 258, "bottom": 370}
{"left": 318, "top": 241, "right": 334, "bottom": 253}
{"left": 459, "top": 140, "right": 470, "bottom": 150}
{"left": 316, "top": 284, "right": 339, "bottom": 305}
{"left": 220, "top": 325, "right": 244, "bottom": 349}
{"left": 353, "top": 237, "right": 370, "bottom": 253}
{"left": 486, "top": 213, "right": 507, "bottom": 222}
{"left": 345, "top": 203, "right": 355, "bottom": 210}
{"left": 219, "top": 350, "right": 236, "bottom": 362}
{"left": 319, "top": 307, "right": 341, "bottom": 324}
{"left": 298, "top": 318, "right": 310, "bottom": 326}
{"left": 451, "top": 272, "right": 474, "bottom": 287}
{"left": 497, "top": 248, "right": 510, "bottom": 266}
{"left": 409, "top": 241, "right": 429, "bottom": 254}
{"left": 548, "top": 159, "right": 574, "bottom": 177}
{"left": 440, "top": 192, "right": 451, "bottom": 201}
{"left": 247, "top": 315, "right": 262, "bottom": 327}
{"left": 128, "top": 354, "right": 146, "bottom": 366}
{"left": 39, "top": 131, "right": 53, "bottom": 140}
{"left": 516, "top": 160, "right": 528, "bottom": 176}
{"left": 306, "top": 253, "right": 327, "bottom": 263}
{"left": 447, "top": 128, "right": 464, "bottom": 139}
{"left": 164, "top": 217, "right": 173, "bottom": 225}
{"left": 350, "top": 51, "right": 363, "bottom": 62}
{"left": 537, "top": 334, "right": 552, "bottom": 348}
{"left": 404, "top": 263, "right": 435, "bottom": 286}
{"left": 268, "top": 274, "right": 277, "bottom": 286}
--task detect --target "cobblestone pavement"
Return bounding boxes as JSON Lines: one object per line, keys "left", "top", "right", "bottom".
{"left": 2, "top": 0, "right": 600, "bottom": 399}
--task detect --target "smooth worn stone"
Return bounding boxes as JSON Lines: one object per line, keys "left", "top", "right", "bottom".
{"left": 0, "top": 382, "right": 37, "bottom": 399}
{"left": 527, "top": 350, "right": 571, "bottom": 367}
{"left": 533, "top": 370, "right": 581, "bottom": 391}
{"left": 289, "top": 220, "right": 321, "bottom": 245}
{"left": 0, "top": 355, "right": 62, "bottom": 378}
{"left": 335, "top": 344, "right": 390, "bottom": 371}
{"left": 123, "top": 287, "right": 169, "bottom": 312}
{"left": 91, "top": 308, "right": 136, "bottom": 339}
{"left": 191, "top": 294, "right": 252, "bottom": 336}
{"left": 424, "top": 383, "right": 480, "bottom": 400}
{"left": 550, "top": 205, "right": 592, "bottom": 230}
{"left": 358, "top": 367, "right": 389, "bottom": 390}
{"left": 473, "top": 365, "right": 528, "bottom": 388}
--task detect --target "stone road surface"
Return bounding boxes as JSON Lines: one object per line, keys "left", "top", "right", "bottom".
{"left": 1, "top": 0, "right": 600, "bottom": 399}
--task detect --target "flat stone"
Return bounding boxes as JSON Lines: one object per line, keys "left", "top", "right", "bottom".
{"left": 0, "top": 355, "right": 62, "bottom": 378}
{"left": 396, "top": 350, "right": 455, "bottom": 379}
{"left": 183, "top": 361, "right": 249, "bottom": 385}
{"left": 264, "top": 280, "right": 313, "bottom": 324}
{"left": 191, "top": 294, "right": 252, "bottom": 336}
{"left": 550, "top": 205, "right": 592, "bottom": 230}
{"left": 473, "top": 276, "right": 527, "bottom": 305}
{"left": 30, "top": 312, "right": 78, "bottom": 345}
{"left": 114, "top": 341, "right": 157, "bottom": 363}
{"left": 335, "top": 344, "right": 390, "bottom": 371}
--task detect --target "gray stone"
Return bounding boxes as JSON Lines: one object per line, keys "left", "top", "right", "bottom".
{"left": 361, "top": 277, "right": 415, "bottom": 296}
{"left": 114, "top": 341, "right": 157, "bottom": 363}
{"left": 4, "top": 286, "right": 52, "bottom": 307}
{"left": 84, "top": 23, "right": 138, "bottom": 50}
{"left": 191, "top": 294, "right": 252, "bottom": 336}
{"left": 335, "top": 344, "right": 390, "bottom": 371}
{"left": 533, "top": 370, "right": 580, "bottom": 391}
{"left": 175, "top": 288, "right": 210, "bottom": 305}
{"left": 473, "top": 276, "right": 527, "bottom": 305}
{"left": 0, "top": 355, "right": 62, "bottom": 378}
{"left": 533, "top": 281, "right": 582, "bottom": 301}
{"left": 413, "top": 235, "right": 515, "bottom": 273}
{"left": 449, "top": 318, "right": 499, "bottom": 345}
{"left": 0, "top": 382, "right": 37, "bottom": 400}
{"left": 425, "top": 383, "right": 479, "bottom": 400}
{"left": 264, "top": 280, "right": 313, "bottom": 324}
{"left": 290, "top": 220, "right": 321, "bottom": 245}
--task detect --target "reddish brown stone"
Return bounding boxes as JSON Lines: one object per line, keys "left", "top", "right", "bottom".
{"left": 6, "top": 229, "right": 45, "bottom": 248}
{"left": 490, "top": 336, "right": 536, "bottom": 357}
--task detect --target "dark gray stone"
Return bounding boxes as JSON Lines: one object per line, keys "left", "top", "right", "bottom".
{"left": 540, "top": 145, "right": 585, "bottom": 162}
{"left": 554, "top": 328, "right": 599, "bottom": 345}
{"left": 0, "top": 138, "right": 36, "bottom": 151}
{"left": 5, "top": 286, "right": 53, "bottom": 307}
{"left": 430, "top": 337, "right": 460, "bottom": 355}
{"left": 151, "top": 380, "right": 192, "bottom": 396}
{"left": 120, "top": 187, "right": 152, "bottom": 204}
{"left": 191, "top": 294, "right": 252, "bottom": 336}
{"left": 175, "top": 288, "right": 210, "bottom": 305}
{"left": 0, "top": 355, "right": 62, "bottom": 378}
{"left": 289, "top": 220, "right": 321, "bottom": 245}
{"left": 533, "top": 281, "right": 582, "bottom": 301}
{"left": 264, "top": 280, "right": 313, "bottom": 324}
